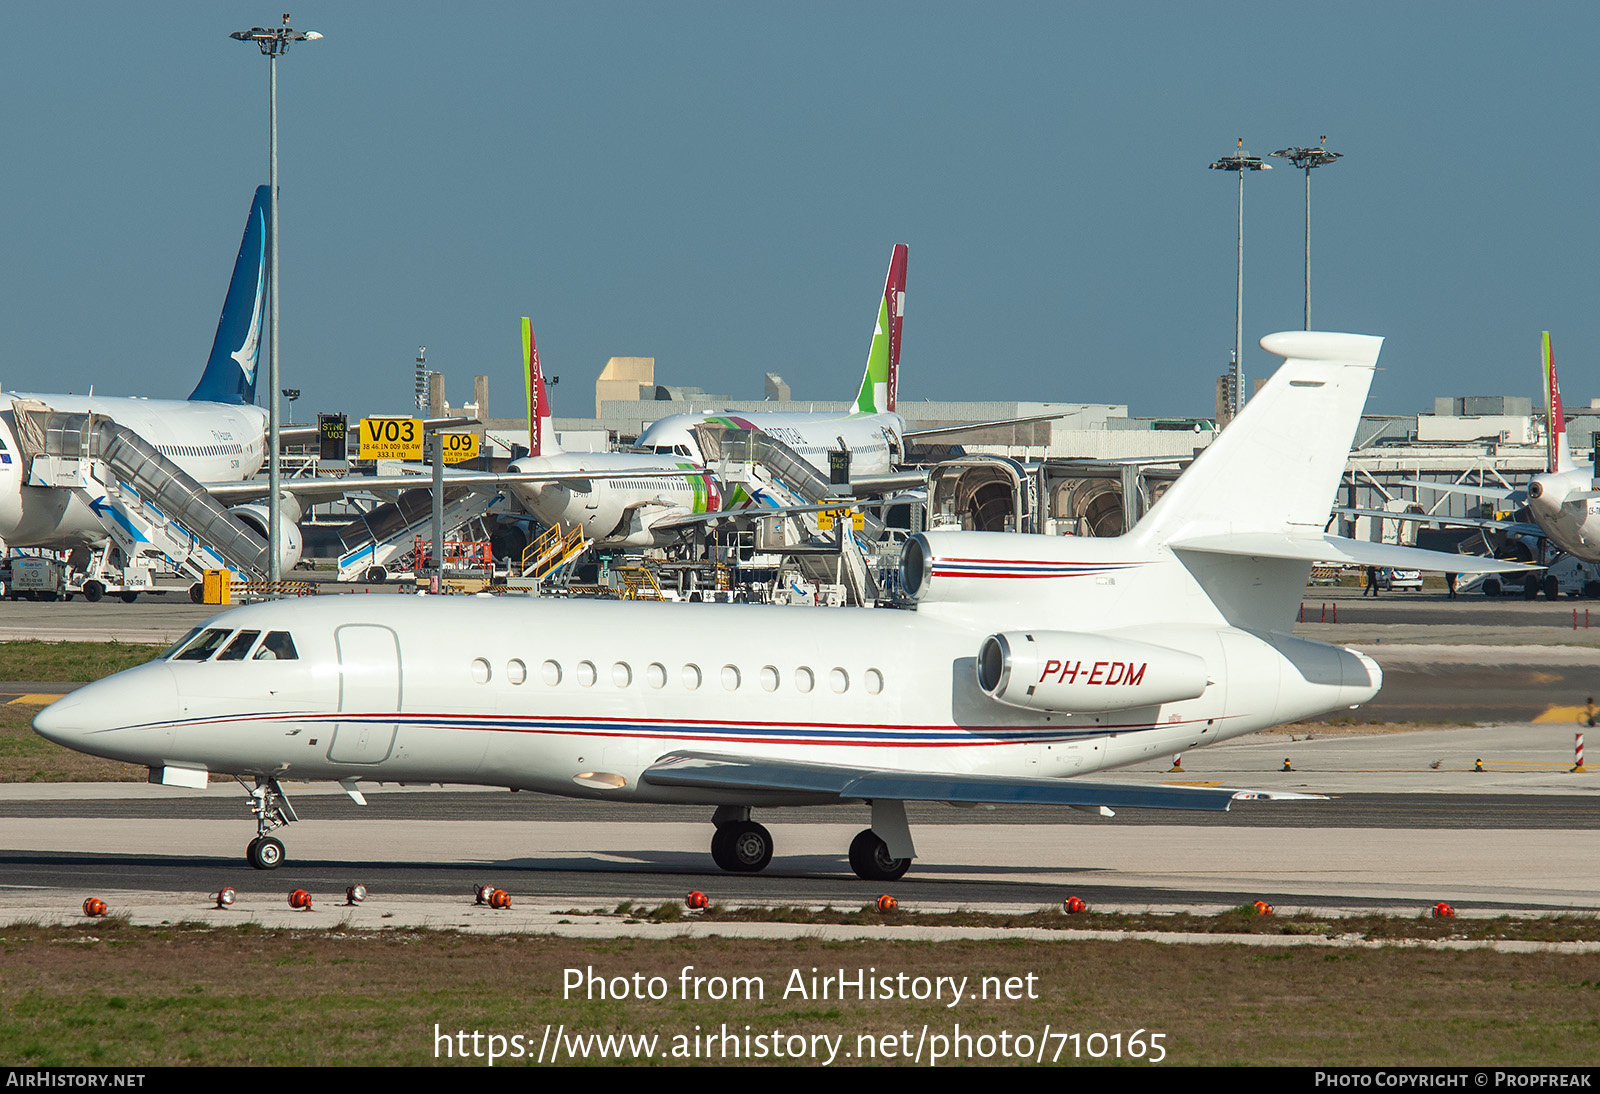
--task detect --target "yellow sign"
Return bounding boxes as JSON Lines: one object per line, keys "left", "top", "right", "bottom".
{"left": 359, "top": 417, "right": 422, "bottom": 460}
{"left": 440, "top": 431, "right": 480, "bottom": 464}
{"left": 816, "top": 508, "right": 865, "bottom": 531}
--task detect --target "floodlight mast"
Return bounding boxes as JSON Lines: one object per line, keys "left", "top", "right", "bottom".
{"left": 1270, "top": 139, "right": 1343, "bottom": 330}
{"left": 230, "top": 14, "right": 321, "bottom": 590}
{"left": 1208, "top": 139, "right": 1270, "bottom": 419}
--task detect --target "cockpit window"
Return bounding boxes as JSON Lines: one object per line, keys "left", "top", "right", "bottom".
{"left": 253, "top": 631, "right": 298, "bottom": 661}
{"left": 173, "top": 628, "right": 233, "bottom": 662}
{"left": 216, "top": 630, "right": 262, "bottom": 661}
{"left": 162, "top": 628, "right": 202, "bottom": 659}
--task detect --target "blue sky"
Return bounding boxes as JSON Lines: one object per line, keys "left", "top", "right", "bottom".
{"left": 2, "top": 3, "right": 1596, "bottom": 421}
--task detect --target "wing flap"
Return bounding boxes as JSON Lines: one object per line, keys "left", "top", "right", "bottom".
{"left": 641, "top": 751, "right": 1249, "bottom": 811}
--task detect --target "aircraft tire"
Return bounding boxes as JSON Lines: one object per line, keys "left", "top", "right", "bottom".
{"left": 247, "top": 836, "right": 285, "bottom": 870}
{"left": 848, "top": 829, "right": 911, "bottom": 882}
{"left": 711, "top": 821, "right": 772, "bottom": 873}
{"left": 83, "top": 581, "right": 105, "bottom": 603}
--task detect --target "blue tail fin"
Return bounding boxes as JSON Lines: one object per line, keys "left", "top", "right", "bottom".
{"left": 189, "top": 186, "right": 269, "bottom": 404}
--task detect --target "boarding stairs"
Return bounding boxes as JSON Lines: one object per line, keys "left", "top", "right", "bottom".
{"left": 335, "top": 484, "right": 497, "bottom": 581}
{"left": 11, "top": 403, "right": 269, "bottom": 581}
{"left": 519, "top": 524, "right": 592, "bottom": 583}
{"left": 694, "top": 422, "right": 883, "bottom": 604}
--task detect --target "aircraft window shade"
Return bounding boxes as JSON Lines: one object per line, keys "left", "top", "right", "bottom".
{"left": 175, "top": 628, "right": 232, "bottom": 661}
{"left": 830, "top": 668, "right": 849, "bottom": 694}
{"left": 507, "top": 659, "right": 527, "bottom": 685}
{"left": 217, "top": 630, "right": 262, "bottom": 661}
{"left": 721, "top": 665, "right": 741, "bottom": 691}
{"left": 795, "top": 666, "right": 814, "bottom": 693}
{"left": 865, "top": 669, "right": 883, "bottom": 695}
{"left": 647, "top": 663, "right": 667, "bottom": 689}
{"left": 577, "top": 661, "right": 597, "bottom": 687}
{"left": 612, "top": 662, "right": 632, "bottom": 688}
{"left": 162, "top": 627, "right": 203, "bottom": 659}
{"left": 471, "top": 658, "right": 491, "bottom": 684}
{"left": 682, "top": 664, "right": 702, "bottom": 691}
{"left": 542, "top": 660, "right": 562, "bottom": 686}
{"left": 760, "top": 665, "right": 779, "bottom": 692}
{"left": 256, "top": 632, "right": 298, "bottom": 661}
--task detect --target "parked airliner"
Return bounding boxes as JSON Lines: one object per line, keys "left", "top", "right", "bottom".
{"left": 0, "top": 187, "right": 292, "bottom": 571}
{"left": 634, "top": 245, "right": 909, "bottom": 477}
{"left": 32, "top": 331, "right": 1526, "bottom": 879}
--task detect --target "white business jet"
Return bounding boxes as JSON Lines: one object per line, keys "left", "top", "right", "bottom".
{"left": 33, "top": 331, "right": 1526, "bottom": 879}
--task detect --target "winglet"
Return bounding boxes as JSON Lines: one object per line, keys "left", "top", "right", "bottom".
{"left": 189, "top": 186, "right": 269, "bottom": 404}
{"left": 522, "top": 318, "right": 560, "bottom": 457}
{"left": 855, "top": 244, "right": 908, "bottom": 414}
{"left": 1544, "top": 331, "right": 1574, "bottom": 475}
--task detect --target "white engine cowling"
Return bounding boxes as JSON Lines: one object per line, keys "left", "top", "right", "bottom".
{"left": 228, "top": 503, "right": 304, "bottom": 574}
{"left": 977, "top": 630, "right": 1210, "bottom": 714}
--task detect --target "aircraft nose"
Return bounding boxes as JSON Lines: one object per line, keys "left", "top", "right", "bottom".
{"left": 32, "top": 667, "right": 180, "bottom": 759}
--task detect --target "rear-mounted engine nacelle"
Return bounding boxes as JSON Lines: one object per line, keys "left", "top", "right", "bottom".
{"left": 977, "top": 630, "right": 1210, "bottom": 714}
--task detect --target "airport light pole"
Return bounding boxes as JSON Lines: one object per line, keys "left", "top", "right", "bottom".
{"left": 1270, "top": 140, "right": 1342, "bottom": 330}
{"left": 231, "top": 15, "right": 322, "bottom": 587}
{"left": 1209, "top": 139, "right": 1270, "bottom": 420}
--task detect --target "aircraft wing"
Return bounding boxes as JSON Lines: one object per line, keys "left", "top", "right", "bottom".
{"left": 1170, "top": 532, "right": 1534, "bottom": 572}
{"left": 1331, "top": 506, "right": 1542, "bottom": 537}
{"left": 1402, "top": 478, "right": 1524, "bottom": 504}
{"left": 903, "top": 413, "right": 1069, "bottom": 440}
{"left": 202, "top": 466, "right": 706, "bottom": 505}
{"left": 640, "top": 751, "right": 1322, "bottom": 811}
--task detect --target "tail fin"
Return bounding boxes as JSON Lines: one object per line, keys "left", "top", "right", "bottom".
{"left": 189, "top": 186, "right": 269, "bottom": 404}
{"left": 854, "top": 244, "right": 908, "bottom": 414}
{"left": 1133, "top": 331, "right": 1383, "bottom": 548}
{"left": 522, "top": 317, "right": 560, "bottom": 457}
{"left": 1544, "top": 331, "right": 1574, "bottom": 474}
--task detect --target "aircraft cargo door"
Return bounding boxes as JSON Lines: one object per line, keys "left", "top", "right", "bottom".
{"left": 330, "top": 624, "right": 401, "bottom": 764}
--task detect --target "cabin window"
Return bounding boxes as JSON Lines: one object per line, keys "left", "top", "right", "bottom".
{"left": 174, "top": 628, "right": 232, "bottom": 661}
{"left": 865, "top": 668, "right": 884, "bottom": 695}
{"left": 646, "top": 663, "right": 667, "bottom": 689}
{"left": 162, "top": 628, "right": 202, "bottom": 659}
{"left": 682, "top": 664, "right": 702, "bottom": 690}
{"left": 830, "top": 668, "right": 849, "bottom": 694}
{"left": 795, "top": 666, "right": 814, "bottom": 693}
{"left": 471, "top": 658, "right": 491, "bottom": 684}
{"left": 577, "top": 661, "right": 597, "bottom": 687}
{"left": 507, "top": 659, "right": 527, "bottom": 685}
{"left": 254, "top": 632, "right": 298, "bottom": 661}
{"left": 721, "top": 665, "right": 741, "bottom": 691}
{"left": 216, "top": 631, "right": 262, "bottom": 661}
{"left": 760, "top": 665, "right": 779, "bottom": 692}
{"left": 542, "top": 660, "right": 562, "bottom": 686}
{"left": 612, "top": 662, "right": 633, "bottom": 688}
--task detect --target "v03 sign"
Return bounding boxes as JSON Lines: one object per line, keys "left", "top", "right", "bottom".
{"left": 359, "top": 417, "right": 422, "bottom": 460}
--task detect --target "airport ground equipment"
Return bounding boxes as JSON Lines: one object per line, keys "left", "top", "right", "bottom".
{"left": 12, "top": 405, "right": 271, "bottom": 583}
{"left": 335, "top": 484, "right": 499, "bottom": 582}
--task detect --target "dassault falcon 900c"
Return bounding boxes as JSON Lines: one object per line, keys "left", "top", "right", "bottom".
{"left": 33, "top": 332, "right": 1526, "bottom": 879}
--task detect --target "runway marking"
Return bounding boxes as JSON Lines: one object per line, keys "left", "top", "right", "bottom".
{"left": 1534, "top": 704, "right": 1596, "bottom": 724}
{"left": 5, "top": 694, "right": 62, "bottom": 706}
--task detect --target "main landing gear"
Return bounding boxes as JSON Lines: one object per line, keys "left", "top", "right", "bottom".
{"left": 706, "top": 803, "right": 915, "bottom": 881}
{"left": 236, "top": 775, "right": 299, "bottom": 870}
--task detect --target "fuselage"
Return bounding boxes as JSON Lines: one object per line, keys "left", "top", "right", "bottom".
{"left": 0, "top": 393, "right": 268, "bottom": 550}
{"left": 1526, "top": 465, "right": 1600, "bottom": 559}
{"left": 636, "top": 410, "right": 905, "bottom": 478}
{"left": 33, "top": 549, "right": 1380, "bottom": 803}
{"left": 505, "top": 451, "right": 719, "bottom": 548}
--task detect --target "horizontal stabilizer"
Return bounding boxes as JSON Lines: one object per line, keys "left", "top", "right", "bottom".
{"left": 642, "top": 751, "right": 1246, "bottom": 811}
{"left": 1332, "top": 506, "right": 1539, "bottom": 535}
{"left": 1170, "top": 532, "right": 1533, "bottom": 573}
{"left": 1402, "top": 479, "right": 1522, "bottom": 504}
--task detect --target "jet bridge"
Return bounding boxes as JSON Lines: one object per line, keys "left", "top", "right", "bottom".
{"left": 11, "top": 404, "right": 270, "bottom": 582}
{"left": 693, "top": 422, "right": 885, "bottom": 604}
